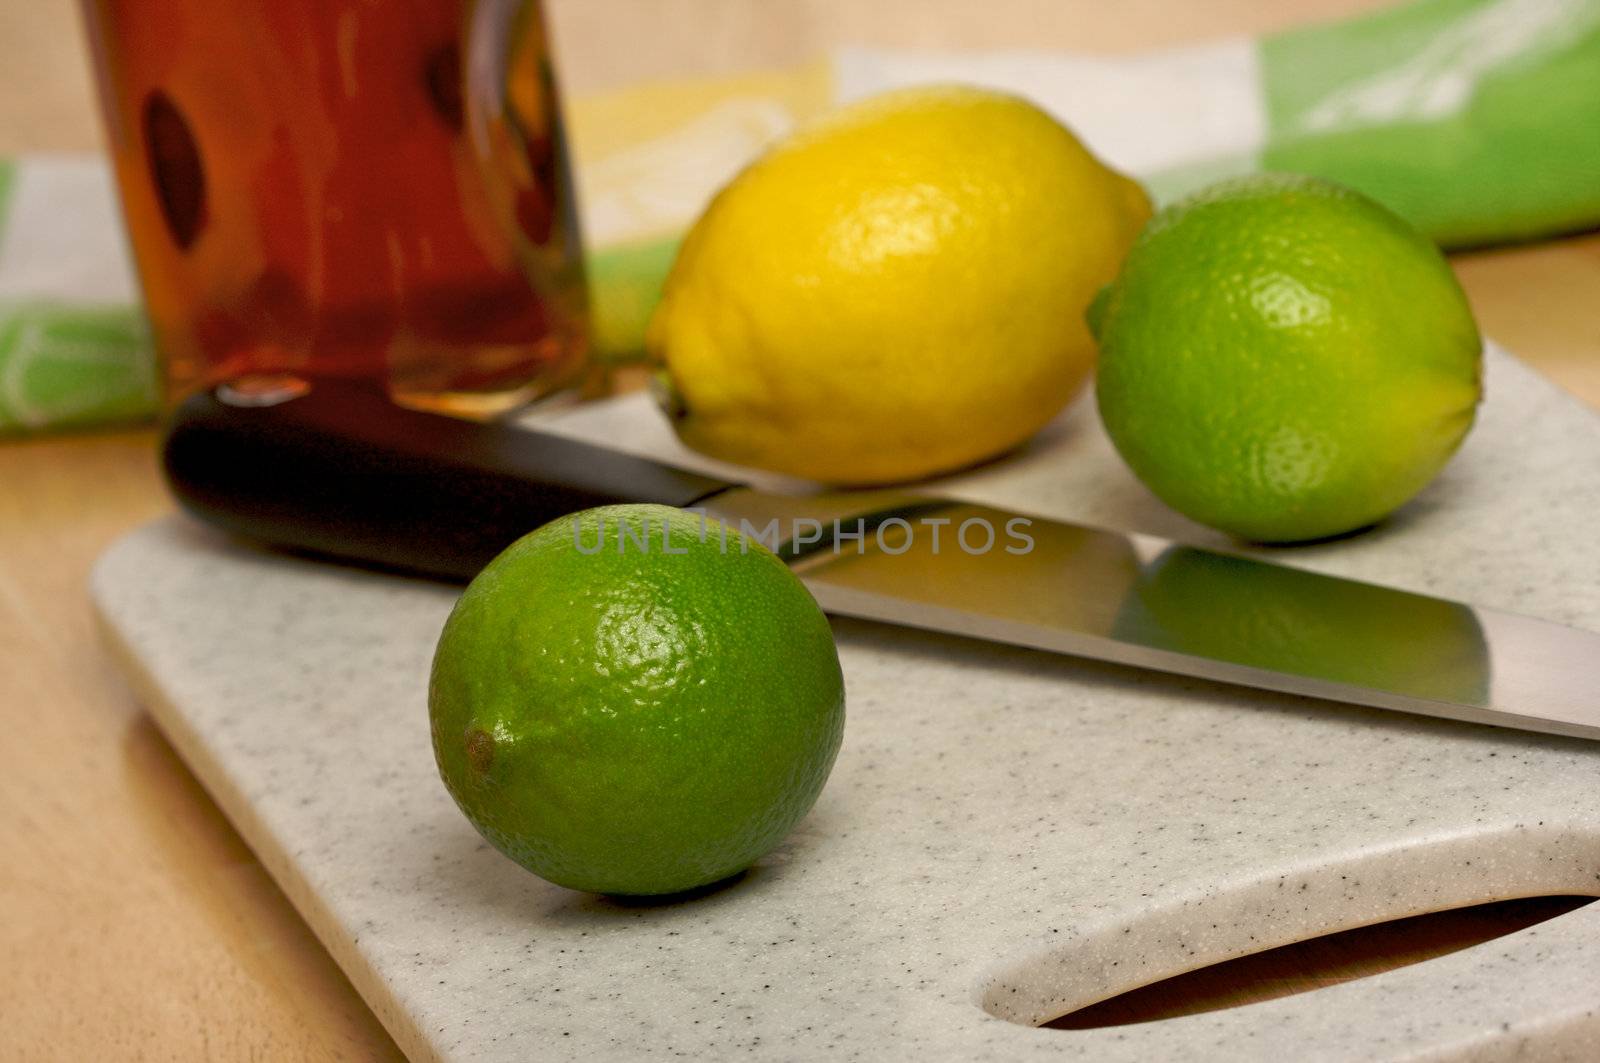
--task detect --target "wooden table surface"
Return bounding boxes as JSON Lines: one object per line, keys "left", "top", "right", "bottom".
{"left": 2, "top": 2, "right": 1597, "bottom": 1059}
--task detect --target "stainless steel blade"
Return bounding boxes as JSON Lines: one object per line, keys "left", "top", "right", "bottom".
{"left": 700, "top": 488, "right": 1600, "bottom": 741}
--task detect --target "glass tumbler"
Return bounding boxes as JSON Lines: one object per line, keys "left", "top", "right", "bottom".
{"left": 82, "top": 0, "right": 587, "bottom": 416}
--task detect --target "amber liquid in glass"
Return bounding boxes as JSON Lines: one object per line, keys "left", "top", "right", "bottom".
{"left": 83, "top": 0, "right": 586, "bottom": 415}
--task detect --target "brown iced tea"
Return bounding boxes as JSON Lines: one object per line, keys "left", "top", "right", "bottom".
{"left": 82, "top": 0, "right": 587, "bottom": 414}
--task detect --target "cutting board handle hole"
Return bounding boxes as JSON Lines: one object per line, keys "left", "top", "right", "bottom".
{"left": 979, "top": 825, "right": 1600, "bottom": 1028}
{"left": 1039, "top": 895, "right": 1592, "bottom": 1029}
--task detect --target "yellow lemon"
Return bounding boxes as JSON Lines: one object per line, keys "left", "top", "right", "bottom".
{"left": 646, "top": 85, "right": 1150, "bottom": 484}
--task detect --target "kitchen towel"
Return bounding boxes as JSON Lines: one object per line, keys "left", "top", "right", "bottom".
{"left": 4, "top": 0, "right": 1596, "bottom": 433}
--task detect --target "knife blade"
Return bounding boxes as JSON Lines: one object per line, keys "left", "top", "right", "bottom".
{"left": 162, "top": 377, "right": 1600, "bottom": 741}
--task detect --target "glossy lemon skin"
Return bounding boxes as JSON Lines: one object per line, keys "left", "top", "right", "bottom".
{"left": 648, "top": 85, "right": 1150, "bottom": 485}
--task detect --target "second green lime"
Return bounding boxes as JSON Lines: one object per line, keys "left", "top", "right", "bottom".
{"left": 1093, "top": 173, "right": 1482, "bottom": 543}
{"left": 429, "top": 504, "right": 845, "bottom": 897}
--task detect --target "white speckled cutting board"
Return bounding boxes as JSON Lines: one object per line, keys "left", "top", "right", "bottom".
{"left": 94, "top": 344, "right": 1600, "bottom": 1062}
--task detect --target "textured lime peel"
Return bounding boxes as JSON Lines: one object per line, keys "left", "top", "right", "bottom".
{"left": 429, "top": 504, "right": 846, "bottom": 897}
{"left": 1095, "top": 173, "right": 1482, "bottom": 543}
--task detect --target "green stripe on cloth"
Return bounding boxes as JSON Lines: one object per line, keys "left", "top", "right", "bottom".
{"left": 1141, "top": 151, "right": 1261, "bottom": 207}
{"left": 586, "top": 233, "right": 683, "bottom": 362}
{"left": 1259, "top": 0, "right": 1600, "bottom": 248}
{"left": 0, "top": 302, "right": 159, "bottom": 433}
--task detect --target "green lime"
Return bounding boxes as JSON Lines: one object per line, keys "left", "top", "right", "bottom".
{"left": 1092, "top": 173, "right": 1481, "bottom": 543}
{"left": 428, "top": 503, "right": 845, "bottom": 897}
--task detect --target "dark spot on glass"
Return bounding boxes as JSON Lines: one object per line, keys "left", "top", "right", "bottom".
{"left": 142, "top": 90, "right": 206, "bottom": 250}
{"left": 424, "top": 42, "right": 464, "bottom": 131}
{"left": 514, "top": 184, "right": 554, "bottom": 246}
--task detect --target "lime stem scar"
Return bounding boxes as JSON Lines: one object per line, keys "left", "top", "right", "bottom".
{"left": 466, "top": 728, "right": 496, "bottom": 773}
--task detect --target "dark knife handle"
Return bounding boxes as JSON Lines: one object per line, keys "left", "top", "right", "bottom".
{"left": 161, "top": 377, "right": 737, "bottom": 582}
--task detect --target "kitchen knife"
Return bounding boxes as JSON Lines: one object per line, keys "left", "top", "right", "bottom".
{"left": 162, "top": 377, "right": 1600, "bottom": 741}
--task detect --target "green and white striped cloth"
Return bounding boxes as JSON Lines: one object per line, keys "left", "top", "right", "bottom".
{"left": 3, "top": 0, "right": 1596, "bottom": 434}
{"left": 0, "top": 157, "right": 157, "bottom": 433}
